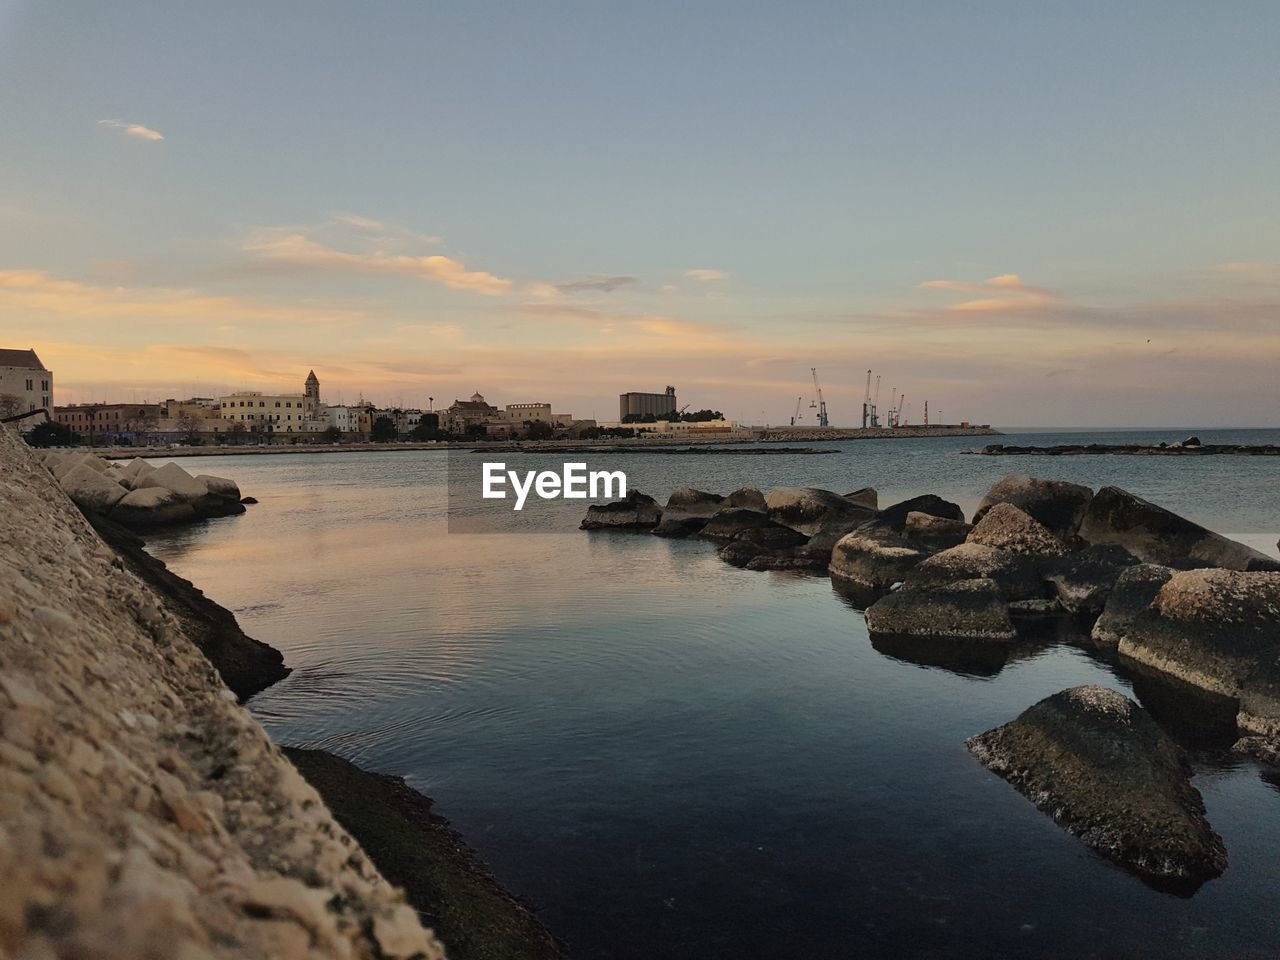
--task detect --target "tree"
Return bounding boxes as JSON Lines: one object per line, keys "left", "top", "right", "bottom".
{"left": 26, "top": 421, "right": 76, "bottom": 448}
{"left": 0, "top": 393, "right": 24, "bottom": 419}
{"left": 526, "top": 420, "right": 554, "bottom": 440}
{"left": 176, "top": 415, "right": 203, "bottom": 445}
{"left": 409, "top": 414, "right": 439, "bottom": 441}
{"left": 322, "top": 425, "right": 342, "bottom": 443}
{"left": 371, "top": 415, "right": 398, "bottom": 442}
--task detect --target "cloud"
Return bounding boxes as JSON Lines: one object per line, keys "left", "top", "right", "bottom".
{"left": 332, "top": 214, "right": 386, "bottom": 231}
{"left": 97, "top": 120, "right": 164, "bottom": 141}
{"left": 917, "top": 273, "right": 1053, "bottom": 313}
{"left": 0, "top": 270, "right": 360, "bottom": 326}
{"left": 555, "top": 275, "right": 638, "bottom": 294}
{"left": 517, "top": 302, "right": 717, "bottom": 338}
{"left": 686, "top": 269, "right": 727, "bottom": 282}
{"left": 660, "top": 284, "right": 679, "bottom": 295}
{"left": 244, "top": 231, "right": 511, "bottom": 295}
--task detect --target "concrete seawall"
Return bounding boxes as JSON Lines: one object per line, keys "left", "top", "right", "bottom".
{"left": 0, "top": 427, "right": 446, "bottom": 958}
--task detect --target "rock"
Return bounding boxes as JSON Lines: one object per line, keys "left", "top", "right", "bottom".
{"left": 698, "top": 509, "right": 807, "bottom": 549}
{"left": 59, "top": 462, "right": 128, "bottom": 514}
{"left": 241, "top": 496, "right": 259, "bottom": 505}
{"left": 902, "top": 511, "right": 971, "bottom": 550}
{"left": 118, "top": 458, "right": 157, "bottom": 488}
{"left": 876, "top": 494, "right": 965, "bottom": 531}
{"left": 765, "top": 486, "right": 876, "bottom": 536}
{"left": 828, "top": 524, "right": 929, "bottom": 598}
{"left": 865, "top": 578, "right": 1016, "bottom": 641}
{"left": 717, "top": 541, "right": 766, "bottom": 567}
{"left": 908, "top": 542, "right": 1045, "bottom": 602}
{"left": 1105, "top": 569, "right": 1280, "bottom": 698}
{"left": 663, "top": 487, "right": 724, "bottom": 519}
{"left": 1041, "top": 544, "right": 1142, "bottom": 619}
{"left": 971, "top": 474, "right": 1094, "bottom": 540}
{"left": 967, "top": 686, "right": 1227, "bottom": 884}
{"left": 133, "top": 462, "right": 209, "bottom": 500}
{"left": 111, "top": 486, "right": 199, "bottom": 526}
{"left": 723, "top": 486, "right": 767, "bottom": 511}
{"left": 651, "top": 516, "right": 708, "bottom": 538}
{"left": 1232, "top": 735, "right": 1280, "bottom": 765}
{"left": 1090, "top": 564, "right": 1175, "bottom": 648}
{"left": 1078, "top": 486, "right": 1280, "bottom": 571}
{"left": 580, "top": 490, "right": 662, "bottom": 530}
{"left": 1239, "top": 659, "right": 1280, "bottom": 740}
{"left": 966, "top": 502, "right": 1066, "bottom": 556}
{"left": 843, "top": 487, "right": 878, "bottom": 510}
{"left": 195, "top": 474, "right": 242, "bottom": 501}
{"left": 718, "top": 541, "right": 824, "bottom": 572}
{"left": 1183, "top": 436, "right": 1202, "bottom": 447}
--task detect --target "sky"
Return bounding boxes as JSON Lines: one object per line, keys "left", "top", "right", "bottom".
{"left": 1, "top": 1, "right": 1278, "bottom": 427}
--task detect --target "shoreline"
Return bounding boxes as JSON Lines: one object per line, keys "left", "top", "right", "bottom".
{"left": 974, "top": 442, "right": 1280, "bottom": 457}
{"left": 64, "top": 424, "right": 1001, "bottom": 459}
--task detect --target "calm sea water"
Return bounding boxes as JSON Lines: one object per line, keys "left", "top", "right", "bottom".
{"left": 144, "top": 429, "right": 1280, "bottom": 959}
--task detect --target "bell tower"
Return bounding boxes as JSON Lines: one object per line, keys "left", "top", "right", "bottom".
{"left": 305, "top": 370, "right": 320, "bottom": 416}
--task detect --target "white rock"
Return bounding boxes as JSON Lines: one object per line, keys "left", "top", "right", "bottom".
{"left": 59, "top": 462, "right": 128, "bottom": 513}
{"left": 133, "top": 462, "right": 209, "bottom": 500}
{"left": 195, "top": 474, "right": 240, "bottom": 500}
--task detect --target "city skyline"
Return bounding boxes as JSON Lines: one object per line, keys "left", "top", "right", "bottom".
{"left": 2, "top": 2, "right": 1279, "bottom": 426}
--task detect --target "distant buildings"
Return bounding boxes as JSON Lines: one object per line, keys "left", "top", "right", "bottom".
{"left": 0, "top": 349, "right": 53, "bottom": 430}
{"left": 620, "top": 385, "right": 677, "bottom": 421}
{"left": 218, "top": 370, "right": 324, "bottom": 435}
{"left": 54, "top": 403, "right": 164, "bottom": 440}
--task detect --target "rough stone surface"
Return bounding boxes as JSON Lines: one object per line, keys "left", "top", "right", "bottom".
{"left": 723, "top": 486, "right": 767, "bottom": 512}
{"left": 1109, "top": 569, "right": 1280, "bottom": 698}
{"left": 843, "top": 487, "right": 878, "bottom": 510}
{"left": 651, "top": 516, "right": 708, "bottom": 538}
{"left": 876, "top": 494, "right": 965, "bottom": 531}
{"left": 967, "top": 503, "right": 1066, "bottom": 556}
{"left": 908, "top": 542, "right": 1045, "bottom": 602}
{"left": 828, "top": 525, "right": 928, "bottom": 594}
{"left": 967, "top": 686, "right": 1227, "bottom": 883}
{"left": 662, "top": 487, "right": 725, "bottom": 520}
{"left": 0, "top": 428, "right": 446, "bottom": 960}
{"left": 1239, "top": 659, "right": 1280, "bottom": 740}
{"left": 972, "top": 474, "right": 1094, "bottom": 540}
{"left": 59, "top": 461, "right": 128, "bottom": 513}
{"left": 112, "top": 485, "right": 199, "bottom": 526}
{"left": 1079, "top": 485, "right": 1280, "bottom": 571}
{"left": 580, "top": 490, "right": 662, "bottom": 529}
{"left": 698, "top": 508, "right": 807, "bottom": 549}
{"left": 134, "top": 461, "right": 211, "bottom": 500}
{"left": 902, "top": 511, "right": 971, "bottom": 550}
{"left": 865, "top": 578, "right": 1017, "bottom": 641}
{"left": 765, "top": 486, "right": 876, "bottom": 536}
{"left": 1041, "top": 543, "right": 1142, "bottom": 619}
{"left": 1090, "top": 564, "right": 1175, "bottom": 648}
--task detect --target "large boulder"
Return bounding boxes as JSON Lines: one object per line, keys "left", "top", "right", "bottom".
{"left": 118, "top": 457, "right": 157, "bottom": 489}
{"left": 843, "top": 487, "right": 878, "bottom": 510}
{"left": 1239, "top": 660, "right": 1280, "bottom": 741}
{"left": 967, "top": 686, "right": 1227, "bottom": 884}
{"left": 1041, "top": 543, "right": 1142, "bottom": 619}
{"left": 580, "top": 490, "right": 662, "bottom": 530}
{"left": 877, "top": 494, "right": 965, "bottom": 531}
{"left": 110, "top": 486, "right": 199, "bottom": 526}
{"left": 865, "top": 578, "right": 1016, "bottom": 641}
{"left": 718, "top": 541, "right": 826, "bottom": 573}
{"left": 908, "top": 542, "right": 1044, "bottom": 602}
{"left": 58, "top": 462, "right": 128, "bottom": 513}
{"left": 133, "top": 461, "right": 209, "bottom": 500}
{"left": 972, "top": 475, "right": 1094, "bottom": 541}
{"left": 1106, "top": 569, "right": 1280, "bottom": 699}
{"left": 1079, "top": 486, "right": 1280, "bottom": 572}
{"left": 195, "top": 473, "right": 242, "bottom": 501}
{"left": 698, "top": 508, "right": 806, "bottom": 549}
{"left": 663, "top": 487, "right": 724, "bottom": 520}
{"left": 766, "top": 486, "right": 876, "bottom": 536}
{"left": 902, "top": 511, "right": 971, "bottom": 551}
{"left": 723, "top": 486, "right": 767, "bottom": 512}
{"left": 828, "top": 524, "right": 929, "bottom": 596}
{"left": 966, "top": 503, "right": 1066, "bottom": 556}
{"left": 651, "top": 516, "right": 709, "bottom": 538}
{"left": 1090, "top": 564, "right": 1175, "bottom": 648}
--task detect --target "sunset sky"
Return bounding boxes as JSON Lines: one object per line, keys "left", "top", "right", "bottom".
{"left": 2, "top": 1, "right": 1277, "bottom": 426}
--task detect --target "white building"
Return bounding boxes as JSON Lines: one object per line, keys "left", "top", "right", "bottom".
{"left": 0, "top": 348, "right": 53, "bottom": 429}
{"left": 219, "top": 370, "right": 324, "bottom": 435}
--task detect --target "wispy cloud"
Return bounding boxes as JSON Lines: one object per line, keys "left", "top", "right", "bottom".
{"left": 555, "top": 275, "right": 638, "bottom": 294}
{"left": 244, "top": 231, "right": 511, "bottom": 295}
{"left": 97, "top": 119, "right": 165, "bottom": 141}
{"left": 518, "top": 302, "right": 717, "bottom": 338}
{"left": 917, "top": 273, "right": 1053, "bottom": 313}
{"left": 686, "top": 268, "right": 727, "bottom": 282}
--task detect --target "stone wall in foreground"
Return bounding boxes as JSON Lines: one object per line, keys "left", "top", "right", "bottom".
{"left": 0, "top": 427, "right": 445, "bottom": 959}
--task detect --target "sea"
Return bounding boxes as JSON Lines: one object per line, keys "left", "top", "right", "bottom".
{"left": 143, "top": 428, "right": 1280, "bottom": 959}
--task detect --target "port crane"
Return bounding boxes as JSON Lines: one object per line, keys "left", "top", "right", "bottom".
{"left": 790, "top": 396, "right": 803, "bottom": 426}
{"left": 810, "top": 368, "right": 829, "bottom": 427}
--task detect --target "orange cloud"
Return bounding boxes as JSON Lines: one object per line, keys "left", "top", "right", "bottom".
{"left": 917, "top": 273, "right": 1054, "bottom": 313}
{"left": 244, "top": 232, "right": 512, "bottom": 295}
{"left": 97, "top": 119, "right": 164, "bottom": 141}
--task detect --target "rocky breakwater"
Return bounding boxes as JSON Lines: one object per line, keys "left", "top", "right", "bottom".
{"left": 0, "top": 428, "right": 445, "bottom": 958}
{"left": 37, "top": 450, "right": 249, "bottom": 527}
